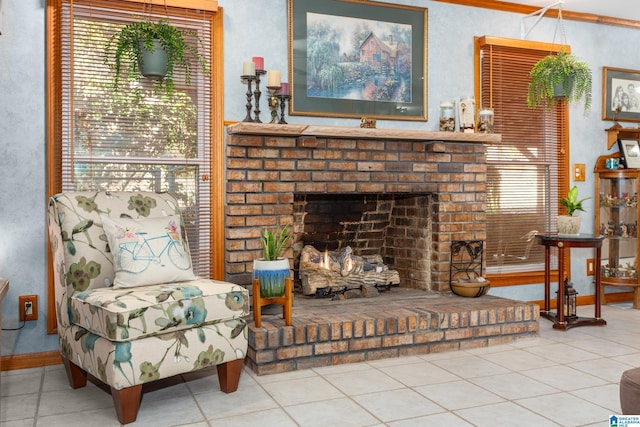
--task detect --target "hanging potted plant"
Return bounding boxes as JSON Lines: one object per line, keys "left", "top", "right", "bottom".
{"left": 526, "top": 50, "right": 592, "bottom": 111}
{"left": 104, "top": 18, "right": 209, "bottom": 94}
{"left": 558, "top": 185, "right": 590, "bottom": 235}
{"left": 253, "top": 225, "right": 292, "bottom": 298}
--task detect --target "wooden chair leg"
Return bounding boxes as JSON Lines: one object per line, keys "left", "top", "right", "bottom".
{"left": 217, "top": 358, "right": 244, "bottom": 393}
{"left": 111, "top": 385, "right": 142, "bottom": 425}
{"left": 253, "top": 279, "right": 262, "bottom": 328}
{"left": 62, "top": 357, "right": 87, "bottom": 389}
{"left": 633, "top": 288, "right": 640, "bottom": 309}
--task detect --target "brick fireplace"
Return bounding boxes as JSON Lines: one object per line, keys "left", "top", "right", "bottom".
{"left": 224, "top": 124, "right": 541, "bottom": 376}
{"left": 225, "top": 123, "right": 500, "bottom": 292}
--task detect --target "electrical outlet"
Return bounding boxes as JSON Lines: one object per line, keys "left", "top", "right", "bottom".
{"left": 574, "top": 163, "right": 586, "bottom": 181}
{"left": 586, "top": 258, "right": 595, "bottom": 276}
{"left": 19, "top": 295, "right": 38, "bottom": 321}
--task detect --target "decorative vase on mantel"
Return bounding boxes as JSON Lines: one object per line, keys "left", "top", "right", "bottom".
{"left": 557, "top": 215, "right": 581, "bottom": 235}
{"left": 253, "top": 258, "right": 290, "bottom": 298}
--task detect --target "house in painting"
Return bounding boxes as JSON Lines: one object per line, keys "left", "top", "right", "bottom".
{"left": 358, "top": 33, "right": 398, "bottom": 72}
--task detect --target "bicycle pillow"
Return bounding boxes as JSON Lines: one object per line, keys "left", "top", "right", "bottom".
{"left": 101, "top": 214, "right": 196, "bottom": 288}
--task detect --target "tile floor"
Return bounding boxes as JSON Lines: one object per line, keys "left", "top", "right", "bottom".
{"left": 2, "top": 303, "right": 639, "bottom": 427}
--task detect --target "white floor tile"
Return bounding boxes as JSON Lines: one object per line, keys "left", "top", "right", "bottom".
{"left": 520, "top": 365, "right": 608, "bottom": 391}
{"left": 260, "top": 375, "right": 344, "bottom": 406}
{"left": 322, "top": 367, "right": 404, "bottom": 396}
{"left": 284, "top": 397, "right": 380, "bottom": 427}
{"left": 414, "top": 380, "right": 504, "bottom": 410}
{"left": 194, "top": 382, "right": 279, "bottom": 420}
{"left": 455, "top": 401, "right": 561, "bottom": 427}
{"left": 469, "top": 372, "right": 559, "bottom": 400}
{"left": 211, "top": 408, "right": 298, "bottom": 427}
{"left": 387, "top": 411, "right": 474, "bottom": 426}
{"left": 352, "top": 388, "right": 444, "bottom": 422}
{"left": 516, "top": 392, "right": 612, "bottom": 426}
{"left": 378, "top": 361, "right": 460, "bottom": 386}
{"left": 431, "top": 355, "right": 510, "bottom": 379}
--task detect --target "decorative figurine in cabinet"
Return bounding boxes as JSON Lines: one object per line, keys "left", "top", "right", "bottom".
{"left": 594, "top": 154, "right": 640, "bottom": 308}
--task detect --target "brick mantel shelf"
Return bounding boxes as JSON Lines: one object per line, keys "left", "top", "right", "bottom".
{"left": 225, "top": 122, "right": 500, "bottom": 292}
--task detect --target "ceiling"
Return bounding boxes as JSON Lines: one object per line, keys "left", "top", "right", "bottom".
{"left": 500, "top": 0, "right": 640, "bottom": 23}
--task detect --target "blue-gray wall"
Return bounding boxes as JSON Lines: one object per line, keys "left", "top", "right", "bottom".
{"left": 1, "top": 0, "right": 638, "bottom": 356}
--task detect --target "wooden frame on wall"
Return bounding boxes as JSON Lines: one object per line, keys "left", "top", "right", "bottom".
{"left": 602, "top": 66, "right": 640, "bottom": 122}
{"left": 287, "top": 0, "right": 428, "bottom": 121}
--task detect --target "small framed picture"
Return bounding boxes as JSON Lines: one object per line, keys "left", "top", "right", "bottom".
{"left": 618, "top": 139, "right": 640, "bottom": 168}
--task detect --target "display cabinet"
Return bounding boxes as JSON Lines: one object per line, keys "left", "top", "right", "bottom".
{"left": 594, "top": 153, "right": 640, "bottom": 307}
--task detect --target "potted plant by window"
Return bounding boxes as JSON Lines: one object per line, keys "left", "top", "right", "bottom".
{"left": 558, "top": 185, "right": 590, "bottom": 235}
{"left": 253, "top": 225, "right": 292, "bottom": 298}
{"left": 104, "top": 18, "right": 209, "bottom": 93}
{"left": 526, "top": 50, "right": 592, "bottom": 111}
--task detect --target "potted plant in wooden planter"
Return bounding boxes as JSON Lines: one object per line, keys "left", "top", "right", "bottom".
{"left": 104, "top": 18, "right": 209, "bottom": 94}
{"left": 526, "top": 50, "right": 592, "bottom": 111}
{"left": 253, "top": 225, "right": 292, "bottom": 298}
{"left": 558, "top": 185, "right": 590, "bottom": 235}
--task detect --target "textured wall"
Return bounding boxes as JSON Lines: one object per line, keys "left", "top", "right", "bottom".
{"left": 1, "top": 0, "right": 639, "bottom": 356}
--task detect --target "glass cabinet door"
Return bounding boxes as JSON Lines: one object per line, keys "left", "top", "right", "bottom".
{"left": 598, "top": 175, "right": 638, "bottom": 281}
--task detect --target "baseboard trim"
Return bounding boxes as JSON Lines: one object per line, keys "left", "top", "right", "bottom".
{"left": 1, "top": 351, "right": 62, "bottom": 371}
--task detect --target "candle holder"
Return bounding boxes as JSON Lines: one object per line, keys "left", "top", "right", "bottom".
{"left": 267, "top": 86, "right": 280, "bottom": 124}
{"left": 277, "top": 94, "right": 290, "bottom": 124}
{"left": 253, "top": 69, "right": 266, "bottom": 123}
{"left": 241, "top": 75, "right": 257, "bottom": 122}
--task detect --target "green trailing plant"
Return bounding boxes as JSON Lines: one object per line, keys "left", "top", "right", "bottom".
{"left": 527, "top": 50, "right": 592, "bottom": 111}
{"left": 260, "top": 224, "right": 292, "bottom": 261}
{"left": 104, "top": 18, "right": 209, "bottom": 93}
{"left": 560, "top": 185, "right": 590, "bottom": 216}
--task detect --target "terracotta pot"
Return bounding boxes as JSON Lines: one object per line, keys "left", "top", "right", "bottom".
{"left": 253, "top": 258, "right": 290, "bottom": 298}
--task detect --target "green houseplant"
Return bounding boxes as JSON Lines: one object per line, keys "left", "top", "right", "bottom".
{"left": 526, "top": 51, "right": 592, "bottom": 111}
{"left": 104, "top": 18, "right": 209, "bottom": 93}
{"left": 558, "top": 185, "right": 590, "bottom": 235}
{"left": 253, "top": 225, "right": 292, "bottom": 298}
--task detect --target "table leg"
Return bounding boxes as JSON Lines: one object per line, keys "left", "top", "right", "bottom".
{"left": 544, "top": 245, "right": 551, "bottom": 311}
{"left": 557, "top": 244, "right": 565, "bottom": 324}
{"left": 595, "top": 246, "right": 602, "bottom": 319}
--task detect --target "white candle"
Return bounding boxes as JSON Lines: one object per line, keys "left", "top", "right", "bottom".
{"left": 242, "top": 61, "right": 255, "bottom": 76}
{"left": 267, "top": 70, "right": 281, "bottom": 87}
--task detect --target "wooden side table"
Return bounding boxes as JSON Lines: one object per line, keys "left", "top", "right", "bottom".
{"left": 536, "top": 233, "right": 607, "bottom": 330}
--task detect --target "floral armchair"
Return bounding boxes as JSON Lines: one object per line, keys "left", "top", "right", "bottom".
{"left": 48, "top": 191, "right": 249, "bottom": 424}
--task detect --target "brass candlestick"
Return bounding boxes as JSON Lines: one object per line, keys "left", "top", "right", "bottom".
{"left": 267, "top": 86, "right": 280, "bottom": 124}
{"left": 241, "top": 75, "right": 256, "bottom": 122}
{"left": 253, "top": 69, "right": 266, "bottom": 123}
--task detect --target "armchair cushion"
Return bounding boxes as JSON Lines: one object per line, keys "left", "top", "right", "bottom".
{"left": 71, "top": 278, "right": 249, "bottom": 341}
{"left": 101, "top": 215, "right": 196, "bottom": 288}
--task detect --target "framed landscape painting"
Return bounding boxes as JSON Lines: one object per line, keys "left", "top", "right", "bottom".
{"left": 287, "top": 0, "right": 428, "bottom": 121}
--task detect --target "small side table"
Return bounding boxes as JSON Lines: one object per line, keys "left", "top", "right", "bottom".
{"left": 536, "top": 233, "right": 607, "bottom": 330}
{"left": 252, "top": 278, "right": 293, "bottom": 328}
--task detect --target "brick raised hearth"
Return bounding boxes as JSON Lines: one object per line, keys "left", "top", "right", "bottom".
{"left": 246, "top": 289, "right": 539, "bottom": 375}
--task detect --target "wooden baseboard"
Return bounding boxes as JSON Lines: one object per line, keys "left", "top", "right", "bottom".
{"left": 1, "top": 350, "right": 62, "bottom": 371}
{"left": 531, "top": 291, "right": 635, "bottom": 309}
